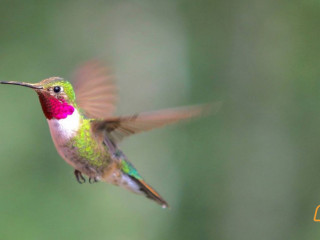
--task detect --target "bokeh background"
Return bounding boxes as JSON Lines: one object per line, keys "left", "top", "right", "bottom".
{"left": 0, "top": 0, "right": 319, "bottom": 239}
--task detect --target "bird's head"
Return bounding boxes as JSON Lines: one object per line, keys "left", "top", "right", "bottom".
{"left": 0, "top": 77, "right": 77, "bottom": 120}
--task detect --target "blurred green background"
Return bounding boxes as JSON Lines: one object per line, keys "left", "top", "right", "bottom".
{"left": 0, "top": 0, "right": 319, "bottom": 239}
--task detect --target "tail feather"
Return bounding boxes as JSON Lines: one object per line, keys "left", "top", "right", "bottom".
{"left": 129, "top": 176, "right": 169, "bottom": 208}
{"left": 119, "top": 157, "right": 168, "bottom": 208}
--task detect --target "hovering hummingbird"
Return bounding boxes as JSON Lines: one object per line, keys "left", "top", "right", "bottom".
{"left": 0, "top": 61, "right": 208, "bottom": 208}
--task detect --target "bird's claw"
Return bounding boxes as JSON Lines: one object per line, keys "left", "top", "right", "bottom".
{"left": 74, "top": 169, "right": 98, "bottom": 184}
{"left": 89, "top": 177, "right": 98, "bottom": 184}
{"left": 74, "top": 169, "right": 86, "bottom": 184}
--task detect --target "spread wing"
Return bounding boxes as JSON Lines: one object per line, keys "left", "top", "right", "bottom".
{"left": 72, "top": 60, "right": 117, "bottom": 119}
{"left": 91, "top": 104, "right": 213, "bottom": 144}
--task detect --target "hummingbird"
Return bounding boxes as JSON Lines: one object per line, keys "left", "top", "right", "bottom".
{"left": 0, "top": 61, "right": 208, "bottom": 208}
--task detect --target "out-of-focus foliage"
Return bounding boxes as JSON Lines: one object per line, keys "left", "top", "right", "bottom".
{"left": 0, "top": 0, "right": 319, "bottom": 239}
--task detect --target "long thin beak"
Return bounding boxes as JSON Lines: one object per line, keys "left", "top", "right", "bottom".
{"left": 0, "top": 81, "right": 43, "bottom": 89}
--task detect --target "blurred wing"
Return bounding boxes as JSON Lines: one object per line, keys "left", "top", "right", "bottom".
{"left": 91, "top": 104, "right": 213, "bottom": 144}
{"left": 72, "top": 61, "right": 117, "bottom": 118}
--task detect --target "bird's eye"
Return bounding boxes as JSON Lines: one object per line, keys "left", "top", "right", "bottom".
{"left": 53, "top": 86, "right": 61, "bottom": 93}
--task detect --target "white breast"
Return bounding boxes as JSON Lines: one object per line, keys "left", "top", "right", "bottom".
{"left": 47, "top": 109, "right": 81, "bottom": 146}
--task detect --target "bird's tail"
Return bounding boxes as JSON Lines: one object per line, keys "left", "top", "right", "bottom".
{"left": 128, "top": 175, "right": 169, "bottom": 208}
{"left": 115, "top": 154, "right": 169, "bottom": 208}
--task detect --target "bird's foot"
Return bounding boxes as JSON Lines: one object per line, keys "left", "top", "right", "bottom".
{"left": 74, "top": 169, "right": 86, "bottom": 184}
{"left": 89, "top": 177, "right": 98, "bottom": 184}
